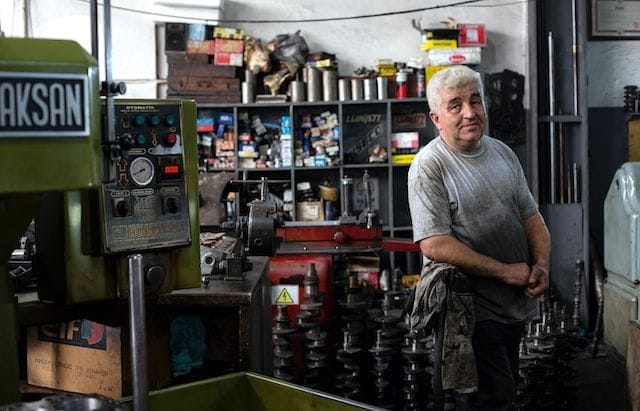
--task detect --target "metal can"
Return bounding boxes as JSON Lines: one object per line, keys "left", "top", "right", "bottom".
{"left": 306, "top": 67, "right": 322, "bottom": 102}
{"left": 322, "top": 70, "right": 337, "bottom": 101}
{"left": 241, "top": 81, "right": 253, "bottom": 103}
{"left": 376, "top": 77, "right": 388, "bottom": 100}
{"left": 338, "top": 78, "right": 351, "bottom": 101}
{"left": 364, "top": 78, "right": 377, "bottom": 101}
{"left": 290, "top": 81, "right": 305, "bottom": 102}
{"left": 351, "top": 78, "right": 363, "bottom": 101}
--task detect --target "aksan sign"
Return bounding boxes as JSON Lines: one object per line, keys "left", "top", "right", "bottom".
{"left": 0, "top": 72, "right": 89, "bottom": 137}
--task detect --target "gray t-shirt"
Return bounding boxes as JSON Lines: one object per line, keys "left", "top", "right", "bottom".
{"left": 408, "top": 135, "right": 539, "bottom": 323}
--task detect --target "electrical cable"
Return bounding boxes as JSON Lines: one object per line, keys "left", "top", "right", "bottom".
{"left": 75, "top": 0, "right": 537, "bottom": 25}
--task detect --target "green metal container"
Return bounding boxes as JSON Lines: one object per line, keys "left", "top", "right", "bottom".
{"left": 125, "top": 372, "right": 383, "bottom": 410}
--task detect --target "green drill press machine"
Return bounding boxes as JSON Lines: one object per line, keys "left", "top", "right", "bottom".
{"left": 0, "top": 35, "right": 201, "bottom": 407}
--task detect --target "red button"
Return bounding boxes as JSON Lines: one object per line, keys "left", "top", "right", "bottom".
{"left": 165, "top": 133, "right": 177, "bottom": 146}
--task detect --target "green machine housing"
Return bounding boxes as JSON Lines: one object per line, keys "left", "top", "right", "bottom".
{"left": 36, "top": 98, "right": 201, "bottom": 303}
{"left": 0, "top": 37, "right": 200, "bottom": 404}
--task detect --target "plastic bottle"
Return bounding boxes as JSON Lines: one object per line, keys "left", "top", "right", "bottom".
{"left": 395, "top": 71, "right": 408, "bottom": 99}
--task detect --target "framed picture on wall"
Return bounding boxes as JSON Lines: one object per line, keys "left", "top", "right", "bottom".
{"left": 591, "top": 0, "right": 640, "bottom": 39}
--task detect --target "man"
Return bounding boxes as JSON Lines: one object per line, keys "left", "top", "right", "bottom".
{"left": 408, "top": 65, "right": 551, "bottom": 410}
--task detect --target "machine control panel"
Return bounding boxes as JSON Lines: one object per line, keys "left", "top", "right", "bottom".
{"left": 100, "top": 101, "right": 191, "bottom": 254}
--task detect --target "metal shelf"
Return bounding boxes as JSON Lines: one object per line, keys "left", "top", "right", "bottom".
{"left": 198, "top": 98, "right": 432, "bottom": 228}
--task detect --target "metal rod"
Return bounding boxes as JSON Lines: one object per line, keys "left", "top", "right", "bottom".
{"left": 573, "top": 163, "right": 580, "bottom": 203}
{"left": 548, "top": 32, "right": 557, "bottom": 204}
{"left": 90, "top": 0, "right": 98, "bottom": 59}
{"left": 104, "top": 0, "right": 116, "bottom": 147}
{"left": 567, "top": 164, "right": 573, "bottom": 204}
{"left": 23, "top": 0, "right": 31, "bottom": 37}
{"left": 128, "top": 254, "right": 149, "bottom": 411}
{"left": 558, "top": 122, "right": 565, "bottom": 203}
{"left": 571, "top": 0, "right": 579, "bottom": 115}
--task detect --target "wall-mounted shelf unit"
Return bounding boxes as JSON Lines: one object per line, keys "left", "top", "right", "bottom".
{"left": 196, "top": 97, "right": 435, "bottom": 238}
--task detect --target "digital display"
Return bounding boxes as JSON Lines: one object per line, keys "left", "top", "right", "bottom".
{"left": 162, "top": 164, "right": 180, "bottom": 179}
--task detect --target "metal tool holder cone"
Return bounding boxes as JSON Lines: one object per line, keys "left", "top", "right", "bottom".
{"left": 297, "top": 263, "right": 328, "bottom": 389}
{"left": 272, "top": 305, "right": 295, "bottom": 381}
{"left": 400, "top": 331, "right": 430, "bottom": 411}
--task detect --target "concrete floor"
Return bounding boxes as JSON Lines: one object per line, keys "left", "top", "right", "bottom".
{"left": 573, "top": 343, "right": 626, "bottom": 410}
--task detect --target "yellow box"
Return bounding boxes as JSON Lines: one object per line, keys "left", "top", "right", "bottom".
{"left": 377, "top": 65, "right": 397, "bottom": 77}
{"left": 392, "top": 154, "right": 417, "bottom": 164}
{"left": 421, "top": 39, "right": 457, "bottom": 52}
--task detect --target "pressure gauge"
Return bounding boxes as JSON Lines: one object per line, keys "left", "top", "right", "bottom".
{"left": 129, "top": 157, "right": 155, "bottom": 186}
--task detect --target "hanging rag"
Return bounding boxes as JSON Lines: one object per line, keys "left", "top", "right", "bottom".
{"left": 410, "top": 262, "right": 478, "bottom": 393}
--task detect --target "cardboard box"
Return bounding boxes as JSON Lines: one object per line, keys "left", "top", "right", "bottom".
{"left": 297, "top": 201, "right": 325, "bottom": 222}
{"left": 421, "top": 39, "right": 457, "bottom": 52}
{"left": 458, "top": 24, "right": 486, "bottom": 47}
{"left": 187, "top": 40, "right": 215, "bottom": 55}
{"left": 392, "top": 154, "right": 417, "bottom": 164}
{"left": 426, "top": 47, "right": 482, "bottom": 66}
{"left": 214, "top": 52, "right": 243, "bottom": 67}
{"left": 391, "top": 132, "right": 419, "bottom": 155}
{"left": 214, "top": 38, "right": 244, "bottom": 54}
{"left": 27, "top": 318, "right": 170, "bottom": 399}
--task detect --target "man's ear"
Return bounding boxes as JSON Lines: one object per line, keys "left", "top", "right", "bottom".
{"left": 429, "top": 111, "right": 440, "bottom": 130}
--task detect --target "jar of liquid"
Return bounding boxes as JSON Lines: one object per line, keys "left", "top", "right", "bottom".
{"left": 395, "top": 71, "right": 408, "bottom": 99}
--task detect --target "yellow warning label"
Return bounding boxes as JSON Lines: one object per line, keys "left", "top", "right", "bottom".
{"left": 276, "top": 288, "right": 295, "bottom": 304}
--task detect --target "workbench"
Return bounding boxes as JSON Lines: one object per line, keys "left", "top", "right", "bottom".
{"left": 16, "top": 256, "right": 271, "bottom": 385}
{"left": 157, "top": 256, "right": 271, "bottom": 376}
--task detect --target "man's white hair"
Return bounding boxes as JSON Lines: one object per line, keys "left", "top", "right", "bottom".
{"left": 427, "top": 65, "right": 485, "bottom": 114}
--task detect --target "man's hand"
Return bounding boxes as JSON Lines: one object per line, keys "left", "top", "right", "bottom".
{"left": 500, "top": 263, "right": 531, "bottom": 287}
{"left": 525, "top": 265, "right": 549, "bottom": 299}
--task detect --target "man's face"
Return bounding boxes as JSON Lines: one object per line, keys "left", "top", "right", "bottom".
{"left": 429, "top": 82, "right": 486, "bottom": 152}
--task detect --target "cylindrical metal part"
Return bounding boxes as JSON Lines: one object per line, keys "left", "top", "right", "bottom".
{"left": 363, "top": 78, "right": 377, "bottom": 101}
{"left": 306, "top": 67, "right": 322, "bottom": 102}
{"left": 338, "top": 78, "right": 351, "bottom": 101}
{"left": 548, "top": 32, "right": 557, "bottom": 204}
{"left": 573, "top": 162, "right": 579, "bottom": 203}
{"left": 376, "top": 76, "right": 388, "bottom": 100}
{"left": 241, "top": 81, "right": 254, "bottom": 104}
{"left": 341, "top": 175, "right": 354, "bottom": 216}
{"left": 322, "top": 70, "right": 337, "bottom": 101}
{"left": 290, "top": 80, "right": 305, "bottom": 102}
{"left": 351, "top": 78, "right": 363, "bottom": 101}
{"left": 128, "top": 254, "right": 149, "bottom": 411}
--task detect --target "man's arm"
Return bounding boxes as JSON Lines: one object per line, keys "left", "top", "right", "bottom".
{"left": 523, "top": 212, "right": 551, "bottom": 298}
{"left": 418, "top": 235, "right": 531, "bottom": 287}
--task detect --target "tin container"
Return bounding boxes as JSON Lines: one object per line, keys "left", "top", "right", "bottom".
{"left": 322, "top": 70, "right": 337, "bottom": 101}
{"left": 338, "top": 79, "right": 351, "bottom": 101}
{"left": 376, "top": 77, "right": 388, "bottom": 100}
{"left": 351, "top": 78, "right": 363, "bottom": 101}
{"left": 305, "top": 67, "right": 322, "bottom": 102}
{"left": 290, "top": 81, "right": 305, "bottom": 102}
{"left": 241, "top": 81, "right": 254, "bottom": 103}
{"left": 363, "top": 78, "right": 377, "bottom": 101}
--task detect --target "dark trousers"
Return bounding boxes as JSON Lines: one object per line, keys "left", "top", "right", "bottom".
{"left": 456, "top": 320, "right": 524, "bottom": 411}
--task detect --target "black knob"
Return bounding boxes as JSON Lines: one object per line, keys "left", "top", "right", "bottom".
{"left": 120, "top": 133, "right": 134, "bottom": 149}
{"left": 166, "top": 197, "right": 179, "bottom": 214}
{"left": 116, "top": 200, "right": 129, "bottom": 217}
{"left": 145, "top": 265, "right": 165, "bottom": 292}
{"left": 110, "top": 82, "right": 127, "bottom": 95}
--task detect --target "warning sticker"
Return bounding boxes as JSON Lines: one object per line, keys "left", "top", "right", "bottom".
{"left": 271, "top": 285, "right": 299, "bottom": 305}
